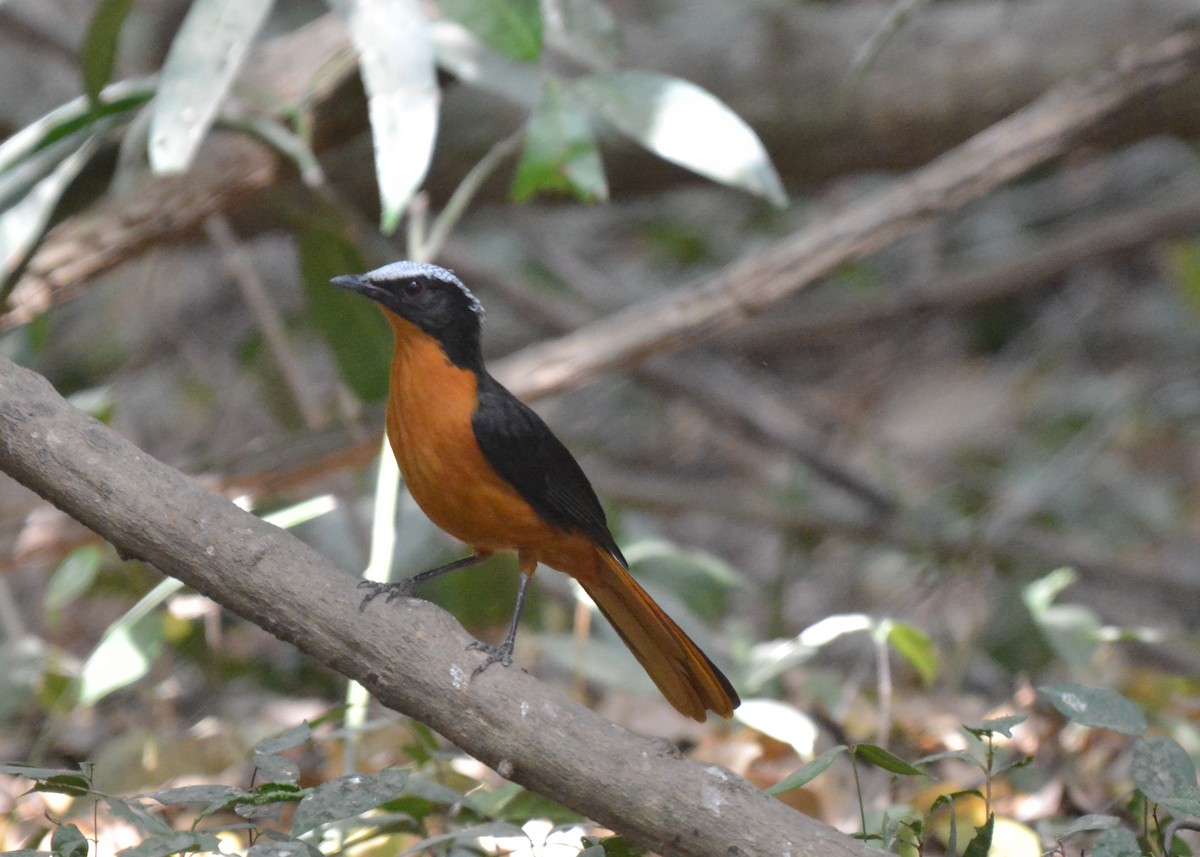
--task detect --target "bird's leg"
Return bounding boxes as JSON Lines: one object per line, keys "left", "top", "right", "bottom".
{"left": 358, "top": 552, "right": 488, "bottom": 610}
{"left": 470, "top": 566, "right": 534, "bottom": 673}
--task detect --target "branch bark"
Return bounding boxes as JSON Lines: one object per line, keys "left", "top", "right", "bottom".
{"left": 0, "top": 353, "right": 867, "bottom": 857}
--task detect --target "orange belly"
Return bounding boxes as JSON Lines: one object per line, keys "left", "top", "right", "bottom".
{"left": 384, "top": 318, "right": 580, "bottom": 565}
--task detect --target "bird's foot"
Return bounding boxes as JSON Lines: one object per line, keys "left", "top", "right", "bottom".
{"left": 468, "top": 639, "right": 514, "bottom": 674}
{"left": 357, "top": 578, "right": 416, "bottom": 611}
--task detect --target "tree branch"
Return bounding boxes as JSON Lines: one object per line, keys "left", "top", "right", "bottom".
{"left": 0, "top": 353, "right": 868, "bottom": 857}
{"left": 493, "top": 21, "right": 1200, "bottom": 400}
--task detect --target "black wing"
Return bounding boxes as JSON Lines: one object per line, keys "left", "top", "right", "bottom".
{"left": 472, "top": 374, "right": 625, "bottom": 565}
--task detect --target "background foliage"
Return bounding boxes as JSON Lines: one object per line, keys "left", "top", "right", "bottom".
{"left": 2, "top": 0, "right": 1200, "bottom": 855}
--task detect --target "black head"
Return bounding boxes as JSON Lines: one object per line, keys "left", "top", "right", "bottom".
{"left": 331, "top": 261, "right": 485, "bottom": 369}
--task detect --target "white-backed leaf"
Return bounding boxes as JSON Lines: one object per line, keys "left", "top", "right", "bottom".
{"left": 333, "top": 0, "right": 439, "bottom": 233}
{"left": 149, "top": 0, "right": 274, "bottom": 173}
{"left": 430, "top": 18, "right": 539, "bottom": 106}
{"left": 0, "top": 135, "right": 98, "bottom": 290}
{"left": 576, "top": 70, "right": 786, "bottom": 207}
{"left": 543, "top": 0, "right": 621, "bottom": 69}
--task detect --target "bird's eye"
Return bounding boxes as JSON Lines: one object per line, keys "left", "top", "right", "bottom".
{"left": 402, "top": 279, "right": 424, "bottom": 297}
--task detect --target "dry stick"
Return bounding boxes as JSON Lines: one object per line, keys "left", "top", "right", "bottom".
{"left": 494, "top": 23, "right": 1200, "bottom": 401}
{"left": 0, "top": 354, "right": 867, "bottom": 857}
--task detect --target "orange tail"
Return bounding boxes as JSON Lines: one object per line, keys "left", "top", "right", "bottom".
{"left": 578, "top": 549, "right": 739, "bottom": 721}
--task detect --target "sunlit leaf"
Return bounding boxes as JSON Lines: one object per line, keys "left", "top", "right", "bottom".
{"left": 1039, "top": 682, "right": 1147, "bottom": 736}
{"left": 81, "top": 0, "right": 136, "bottom": 105}
{"left": 887, "top": 621, "right": 939, "bottom": 685}
{"left": 149, "top": 0, "right": 274, "bottom": 174}
{"left": 734, "top": 699, "right": 818, "bottom": 758}
{"left": 964, "top": 715, "right": 1026, "bottom": 739}
{"left": 437, "top": 0, "right": 542, "bottom": 61}
{"left": 78, "top": 577, "right": 182, "bottom": 706}
{"left": 333, "top": 0, "right": 439, "bottom": 233}
{"left": 575, "top": 70, "right": 786, "bottom": 207}
{"left": 513, "top": 82, "right": 606, "bottom": 202}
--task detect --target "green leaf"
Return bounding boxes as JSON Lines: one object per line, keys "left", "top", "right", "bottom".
{"left": 437, "top": 0, "right": 542, "bottom": 61}
{"left": 964, "top": 715, "right": 1026, "bottom": 739}
{"left": 33, "top": 774, "right": 92, "bottom": 798}
{"left": 255, "top": 722, "right": 313, "bottom": 755}
{"left": 1131, "top": 735, "right": 1198, "bottom": 802}
{"left": 291, "top": 769, "right": 457, "bottom": 835}
{"left": 961, "top": 814, "right": 993, "bottom": 857}
{"left": 886, "top": 621, "right": 939, "bottom": 686}
{"left": 853, "top": 744, "right": 927, "bottom": 777}
{"left": 332, "top": 0, "right": 438, "bottom": 233}
{"left": 51, "top": 823, "right": 89, "bottom": 857}
{"left": 81, "top": 0, "right": 136, "bottom": 105}
{"left": 1091, "top": 827, "right": 1142, "bottom": 857}
{"left": 149, "top": 0, "right": 274, "bottom": 173}
{"left": 298, "top": 225, "right": 392, "bottom": 402}
{"left": 768, "top": 745, "right": 848, "bottom": 794}
{"left": 579, "top": 835, "right": 646, "bottom": 857}
{"left": 575, "top": 70, "right": 786, "bottom": 207}
{"left": 117, "top": 831, "right": 222, "bottom": 857}
{"left": 1167, "top": 240, "right": 1200, "bottom": 316}
{"left": 144, "top": 785, "right": 244, "bottom": 807}
{"left": 1039, "top": 683, "right": 1147, "bottom": 736}
{"left": 0, "top": 764, "right": 82, "bottom": 780}
{"left": 104, "top": 796, "right": 173, "bottom": 837}
{"left": 1060, "top": 814, "right": 1121, "bottom": 837}
{"left": 513, "top": 83, "right": 606, "bottom": 202}
{"left": 44, "top": 545, "right": 104, "bottom": 618}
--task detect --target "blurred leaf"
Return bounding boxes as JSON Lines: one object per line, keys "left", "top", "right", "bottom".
{"left": 255, "top": 721, "right": 313, "bottom": 755}
{"left": 964, "top": 715, "right": 1026, "bottom": 739}
{"left": 79, "top": 577, "right": 184, "bottom": 706}
{"left": 104, "top": 796, "right": 173, "bottom": 837}
{"left": 224, "top": 116, "right": 324, "bottom": 187}
{"left": 248, "top": 834, "right": 323, "bottom": 857}
{"left": 44, "top": 545, "right": 104, "bottom": 619}
{"left": 734, "top": 699, "right": 818, "bottom": 758}
{"left": 1039, "top": 683, "right": 1147, "bottom": 736}
{"left": 0, "top": 763, "right": 82, "bottom": 780}
{"left": 854, "top": 744, "right": 927, "bottom": 777}
{"left": 333, "top": 0, "right": 438, "bottom": 233}
{"left": 745, "top": 614, "right": 873, "bottom": 690}
{"left": 117, "top": 831, "right": 222, "bottom": 857}
{"left": 51, "top": 824, "right": 88, "bottom": 857}
{"left": 1167, "top": 240, "right": 1200, "bottom": 316}
{"left": 543, "top": 0, "right": 621, "bottom": 69}
{"left": 298, "top": 224, "right": 391, "bottom": 402}
{"left": 624, "top": 538, "right": 739, "bottom": 620}
{"left": 144, "top": 785, "right": 244, "bottom": 806}
{"left": 81, "top": 0, "right": 135, "bottom": 105}
{"left": 513, "top": 82, "right": 606, "bottom": 202}
{"left": 768, "top": 745, "right": 847, "bottom": 794}
{"left": 1091, "top": 827, "right": 1142, "bottom": 857}
{"left": 1131, "top": 735, "right": 1198, "bottom": 802}
{"left": 437, "top": 0, "right": 542, "bottom": 61}
{"left": 1159, "top": 791, "right": 1200, "bottom": 817}
{"left": 200, "top": 783, "right": 306, "bottom": 821}
{"left": 149, "top": 0, "right": 274, "bottom": 174}
{"left": 1023, "top": 568, "right": 1100, "bottom": 671}
{"left": 292, "top": 769, "right": 456, "bottom": 835}
{"left": 886, "top": 621, "right": 939, "bottom": 686}
{"left": 252, "top": 749, "right": 300, "bottom": 785}
{"left": 430, "top": 18, "right": 539, "bottom": 105}
{"left": 575, "top": 70, "right": 786, "bottom": 207}
{"left": 1, "top": 135, "right": 99, "bottom": 293}
{"left": 1061, "top": 814, "right": 1121, "bottom": 836}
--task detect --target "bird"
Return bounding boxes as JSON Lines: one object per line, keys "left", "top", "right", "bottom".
{"left": 331, "top": 261, "right": 739, "bottom": 721}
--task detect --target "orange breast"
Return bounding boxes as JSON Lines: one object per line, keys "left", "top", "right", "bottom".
{"left": 383, "top": 315, "right": 558, "bottom": 556}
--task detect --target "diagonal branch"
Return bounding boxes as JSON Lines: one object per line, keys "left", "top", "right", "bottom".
{"left": 0, "top": 353, "right": 868, "bottom": 857}
{"left": 494, "top": 22, "right": 1200, "bottom": 400}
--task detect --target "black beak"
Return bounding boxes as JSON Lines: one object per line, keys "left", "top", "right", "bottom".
{"left": 331, "top": 274, "right": 386, "bottom": 304}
